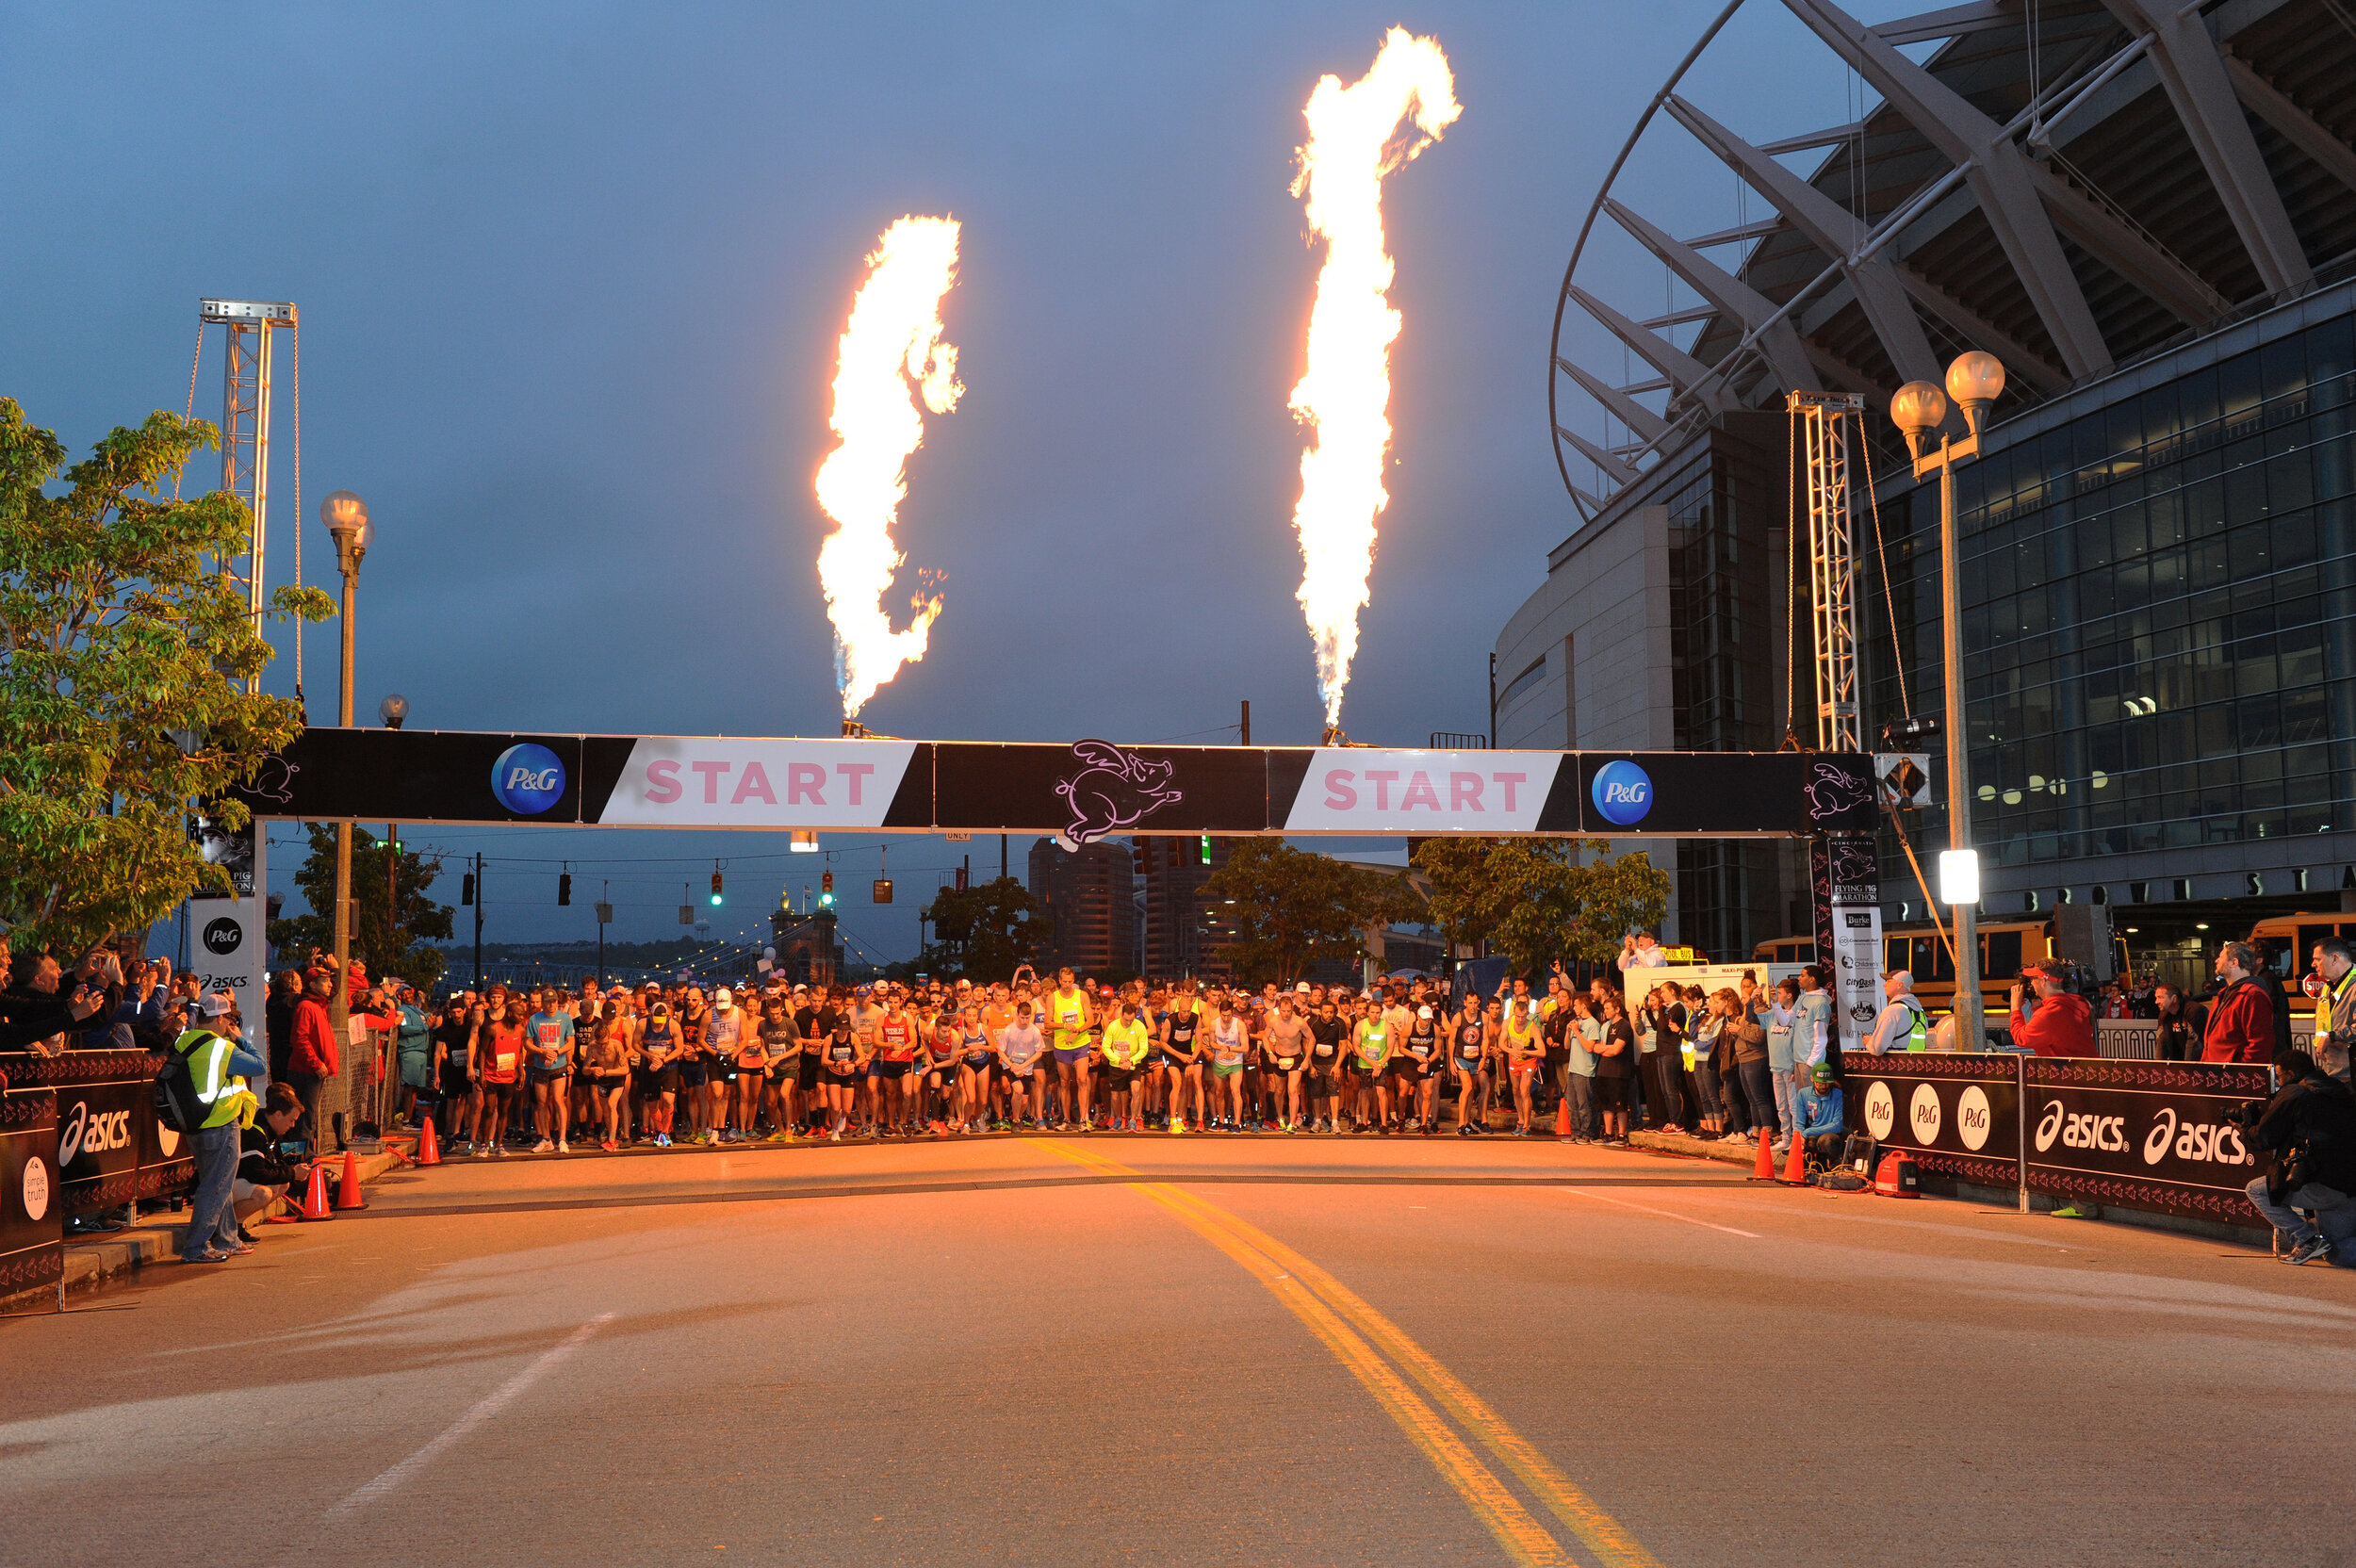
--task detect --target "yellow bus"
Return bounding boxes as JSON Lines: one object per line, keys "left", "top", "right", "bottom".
{"left": 1751, "top": 918, "right": 2126, "bottom": 1021}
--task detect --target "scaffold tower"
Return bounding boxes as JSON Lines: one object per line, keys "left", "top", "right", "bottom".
{"left": 1790, "top": 389, "right": 1863, "bottom": 754}
{"left": 200, "top": 298, "right": 296, "bottom": 690}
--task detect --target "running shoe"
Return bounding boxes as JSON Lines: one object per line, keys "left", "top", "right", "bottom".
{"left": 493, "top": 1145, "right": 509, "bottom": 1157}
{"left": 556, "top": 1140, "right": 570, "bottom": 1154}
{"left": 654, "top": 1134, "right": 672, "bottom": 1148}
{"left": 2284, "top": 1235, "right": 2334, "bottom": 1265}
{"left": 531, "top": 1137, "right": 553, "bottom": 1154}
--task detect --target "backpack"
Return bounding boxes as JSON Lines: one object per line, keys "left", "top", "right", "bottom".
{"left": 154, "top": 1031, "right": 212, "bottom": 1134}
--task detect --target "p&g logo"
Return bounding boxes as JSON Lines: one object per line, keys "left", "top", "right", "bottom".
{"left": 491, "top": 743, "right": 566, "bottom": 815}
{"left": 1590, "top": 760, "right": 1653, "bottom": 827}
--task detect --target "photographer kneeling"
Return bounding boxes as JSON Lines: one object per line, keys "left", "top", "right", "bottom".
{"left": 234, "top": 1083, "right": 312, "bottom": 1235}
{"left": 2243, "top": 1050, "right": 2356, "bottom": 1267}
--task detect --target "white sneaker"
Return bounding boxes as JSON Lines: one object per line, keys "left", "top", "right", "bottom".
{"left": 556, "top": 1141, "right": 570, "bottom": 1154}
{"left": 532, "top": 1138, "right": 553, "bottom": 1154}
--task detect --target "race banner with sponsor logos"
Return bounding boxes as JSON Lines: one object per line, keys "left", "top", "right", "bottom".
{"left": 2021, "top": 1057, "right": 2275, "bottom": 1223}
{"left": 231, "top": 729, "right": 1879, "bottom": 841}
{"left": 1845, "top": 1053, "right": 2023, "bottom": 1187}
{"left": 8, "top": 1053, "right": 196, "bottom": 1215}
{"left": 1842, "top": 1053, "right": 2278, "bottom": 1222}
{"left": 0, "top": 1088, "right": 61, "bottom": 1299}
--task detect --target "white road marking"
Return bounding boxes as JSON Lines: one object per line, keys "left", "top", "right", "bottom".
{"left": 1555, "top": 1187, "right": 1760, "bottom": 1237}
{"left": 328, "top": 1313, "right": 614, "bottom": 1517}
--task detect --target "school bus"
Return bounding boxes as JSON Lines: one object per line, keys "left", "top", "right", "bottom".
{"left": 2246, "top": 913, "right": 2356, "bottom": 984}
{"left": 1751, "top": 918, "right": 2126, "bottom": 1020}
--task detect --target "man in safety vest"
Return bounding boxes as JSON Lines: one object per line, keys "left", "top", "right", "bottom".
{"left": 2312, "top": 936, "right": 2356, "bottom": 1082}
{"left": 178, "top": 991, "right": 268, "bottom": 1265}
{"left": 1863, "top": 972, "right": 1929, "bottom": 1054}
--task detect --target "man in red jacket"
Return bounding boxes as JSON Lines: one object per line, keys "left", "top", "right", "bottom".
{"left": 2201, "top": 941, "right": 2277, "bottom": 1065}
{"left": 2007, "top": 961, "right": 2096, "bottom": 1056}
{"left": 288, "top": 969, "right": 342, "bottom": 1146}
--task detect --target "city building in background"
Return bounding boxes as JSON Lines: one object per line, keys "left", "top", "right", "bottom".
{"left": 1140, "top": 835, "right": 1239, "bottom": 982}
{"left": 1513, "top": 0, "right": 2356, "bottom": 980}
{"left": 1027, "top": 837, "right": 1137, "bottom": 975}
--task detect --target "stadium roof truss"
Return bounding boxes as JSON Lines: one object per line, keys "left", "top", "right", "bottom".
{"left": 1549, "top": 0, "right": 2356, "bottom": 518}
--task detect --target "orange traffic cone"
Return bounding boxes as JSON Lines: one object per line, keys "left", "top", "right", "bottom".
{"left": 1781, "top": 1133, "right": 1810, "bottom": 1185}
{"left": 416, "top": 1115, "right": 441, "bottom": 1167}
{"left": 334, "top": 1150, "right": 367, "bottom": 1211}
{"left": 1749, "top": 1130, "right": 1779, "bottom": 1182}
{"left": 299, "top": 1162, "right": 335, "bottom": 1220}
{"left": 1554, "top": 1097, "right": 1572, "bottom": 1137}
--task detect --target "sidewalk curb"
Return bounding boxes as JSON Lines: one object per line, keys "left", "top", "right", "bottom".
{"left": 1, "top": 1146, "right": 406, "bottom": 1312}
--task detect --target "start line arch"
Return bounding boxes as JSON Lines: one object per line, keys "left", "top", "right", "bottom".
{"left": 232, "top": 729, "right": 1880, "bottom": 844}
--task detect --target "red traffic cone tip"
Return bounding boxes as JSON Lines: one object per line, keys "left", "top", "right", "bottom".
{"left": 416, "top": 1115, "right": 441, "bottom": 1167}
{"left": 334, "top": 1150, "right": 367, "bottom": 1210}
{"left": 300, "top": 1162, "right": 335, "bottom": 1220}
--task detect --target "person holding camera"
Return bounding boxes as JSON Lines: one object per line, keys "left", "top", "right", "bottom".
{"left": 234, "top": 1082, "right": 312, "bottom": 1235}
{"left": 2242, "top": 1049, "right": 2356, "bottom": 1266}
{"left": 2007, "top": 961, "right": 2095, "bottom": 1056}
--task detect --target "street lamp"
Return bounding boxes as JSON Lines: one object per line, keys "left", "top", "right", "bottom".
{"left": 321, "top": 490, "right": 371, "bottom": 1056}
{"left": 1891, "top": 352, "right": 2004, "bottom": 1046}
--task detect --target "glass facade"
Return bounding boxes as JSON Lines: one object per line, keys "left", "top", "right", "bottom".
{"left": 1868, "top": 298, "right": 2356, "bottom": 883}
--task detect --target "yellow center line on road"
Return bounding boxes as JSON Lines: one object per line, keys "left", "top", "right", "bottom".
{"left": 1029, "top": 1139, "right": 1662, "bottom": 1568}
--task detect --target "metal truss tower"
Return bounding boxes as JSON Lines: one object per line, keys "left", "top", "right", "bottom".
{"left": 1791, "top": 389, "right": 1863, "bottom": 754}
{"left": 201, "top": 298, "right": 297, "bottom": 690}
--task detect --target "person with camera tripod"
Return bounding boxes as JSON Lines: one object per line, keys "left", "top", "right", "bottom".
{"left": 2243, "top": 1048, "right": 2356, "bottom": 1266}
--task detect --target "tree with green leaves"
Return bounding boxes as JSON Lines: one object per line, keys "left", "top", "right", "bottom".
{"left": 0, "top": 400, "right": 333, "bottom": 956}
{"left": 1411, "top": 838, "right": 1670, "bottom": 980}
{"left": 269, "top": 824, "right": 455, "bottom": 990}
{"left": 920, "top": 874, "right": 1047, "bottom": 979}
{"left": 1200, "top": 840, "right": 1425, "bottom": 988}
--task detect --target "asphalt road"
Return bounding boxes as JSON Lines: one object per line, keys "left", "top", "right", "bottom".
{"left": 4, "top": 1132, "right": 2351, "bottom": 1568}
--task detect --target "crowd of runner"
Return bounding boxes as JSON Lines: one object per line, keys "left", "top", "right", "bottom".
{"left": 408, "top": 954, "right": 1843, "bottom": 1155}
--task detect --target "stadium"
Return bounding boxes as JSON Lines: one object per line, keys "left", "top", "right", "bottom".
{"left": 1501, "top": 0, "right": 2356, "bottom": 992}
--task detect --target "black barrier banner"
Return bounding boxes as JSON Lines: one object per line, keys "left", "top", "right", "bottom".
{"left": 1844, "top": 1053, "right": 2023, "bottom": 1187}
{"left": 2022, "top": 1058, "right": 2274, "bottom": 1223}
{"left": 230, "top": 727, "right": 1880, "bottom": 841}
{"left": 10, "top": 1052, "right": 197, "bottom": 1214}
{"left": 0, "top": 1088, "right": 61, "bottom": 1298}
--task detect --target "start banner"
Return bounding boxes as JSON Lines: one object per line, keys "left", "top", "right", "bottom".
{"left": 230, "top": 729, "right": 1881, "bottom": 842}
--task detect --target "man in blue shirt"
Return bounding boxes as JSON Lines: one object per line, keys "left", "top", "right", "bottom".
{"left": 525, "top": 995, "right": 577, "bottom": 1155}
{"left": 1792, "top": 1062, "right": 1846, "bottom": 1169}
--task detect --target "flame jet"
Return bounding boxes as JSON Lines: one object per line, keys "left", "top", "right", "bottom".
{"left": 814, "top": 215, "right": 964, "bottom": 719}
{"left": 1287, "top": 28, "right": 1460, "bottom": 731}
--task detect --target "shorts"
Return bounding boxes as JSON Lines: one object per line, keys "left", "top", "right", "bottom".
{"left": 962, "top": 1054, "right": 993, "bottom": 1072}
{"left": 480, "top": 1074, "right": 517, "bottom": 1093}
{"left": 1054, "top": 1046, "right": 1089, "bottom": 1067}
{"left": 1213, "top": 1062, "right": 1243, "bottom": 1080}
{"left": 1509, "top": 1059, "right": 1540, "bottom": 1078}
{"left": 530, "top": 1067, "right": 567, "bottom": 1086}
{"left": 1593, "top": 1076, "right": 1628, "bottom": 1110}
{"left": 1270, "top": 1056, "right": 1301, "bottom": 1073}
{"left": 797, "top": 1055, "right": 823, "bottom": 1090}
{"left": 1392, "top": 1059, "right": 1428, "bottom": 1083}
{"left": 1454, "top": 1054, "right": 1484, "bottom": 1072}
{"left": 767, "top": 1059, "right": 799, "bottom": 1083}
{"left": 678, "top": 1060, "right": 709, "bottom": 1088}
{"left": 871, "top": 1058, "right": 911, "bottom": 1080}
{"left": 1101, "top": 1066, "right": 1135, "bottom": 1089}
{"left": 1004, "top": 1064, "right": 1037, "bottom": 1082}
{"left": 439, "top": 1069, "right": 473, "bottom": 1097}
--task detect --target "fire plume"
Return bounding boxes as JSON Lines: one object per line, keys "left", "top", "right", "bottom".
{"left": 1287, "top": 28, "right": 1459, "bottom": 729}
{"left": 814, "top": 215, "right": 964, "bottom": 718}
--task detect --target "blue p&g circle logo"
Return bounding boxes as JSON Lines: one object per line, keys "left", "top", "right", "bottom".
{"left": 1591, "top": 760, "right": 1654, "bottom": 826}
{"left": 491, "top": 743, "right": 566, "bottom": 815}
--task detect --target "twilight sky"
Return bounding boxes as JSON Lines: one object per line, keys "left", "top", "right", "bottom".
{"left": 2, "top": 1, "right": 1908, "bottom": 962}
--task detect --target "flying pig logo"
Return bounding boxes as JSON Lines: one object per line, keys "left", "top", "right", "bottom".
{"left": 1055, "top": 741, "right": 1182, "bottom": 848}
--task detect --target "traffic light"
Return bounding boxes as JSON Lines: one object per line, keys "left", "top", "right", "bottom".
{"left": 558, "top": 873, "right": 571, "bottom": 906}
{"left": 820, "top": 870, "right": 835, "bottom": 907}
{"left": 710, "top": 869, "right": 724, "bottom": 906}
{"left": 461, "top": 873, "right": 475, "bottom": 906}
{"left": 1200, "top": 835, "right": 1213, "bottom": 865}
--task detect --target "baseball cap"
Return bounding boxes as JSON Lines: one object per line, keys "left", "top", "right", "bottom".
{"left": 1810, "top": 1063, "right": 1838, "bottom": 1085}
{"left": 1417, "top": 1006, "right": 1432, "bottom": 1020}
{"left": 1295, "top": 982, "right": 1311, "bottom": 993}
{"left": 713, "top": 987, "right": 733, "bottom": 1004}
{"left": 201, "top": 990, "right": 234, "bottom": 1019}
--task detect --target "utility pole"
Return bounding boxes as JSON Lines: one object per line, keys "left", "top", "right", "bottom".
{"left": 1239, "top": 699, "right": 1251, "bottom": 746}
{"left": 1000, "top": 833, "right": 1007, "bottom": 884}
{"left": 472, "top": 851, "right": 484, "bottom": 992}
{"left": 1487, "top": 653, "right": 1497, "bottom": 749}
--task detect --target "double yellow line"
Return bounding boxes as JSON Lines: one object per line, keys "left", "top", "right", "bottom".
{"left": 1031, "top": 1139, "right": 1661, "bottom": 1568}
